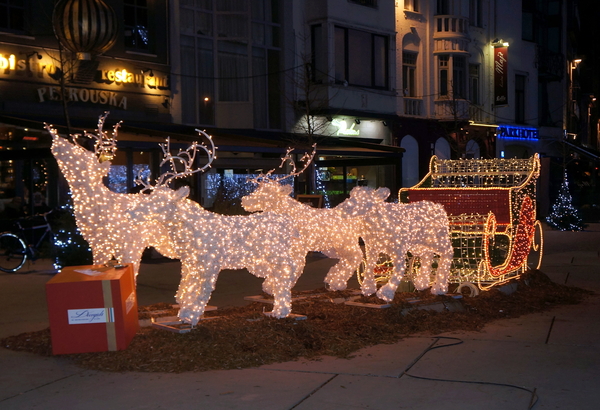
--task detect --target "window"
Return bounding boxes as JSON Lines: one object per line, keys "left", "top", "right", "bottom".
{"left": 438, "top": 55, "right": 449, "bottom": 96}
{"left": 180, "top": 0, "right": 282, "bottom": 128}
{"left": 469, "top": 64, "right": 480, "bottom": 105}
{"left": 334, "top": 26, "right": 389, "bottom": 89}
{"left": 311, "top": 24, "right": 327, "bottom": 84}
{"left": 515, "top": 75, "right": 526, "bottom": 123}
{"left": 348, "top": 0, "right": 377, "bottom": 7}
{"left": 124, "top": 0, "right": 151, "bottom": 51}
{"left": 522, "top": 0, "right": 535, "bottom": 41}
{"left": 0, "top": 0, "right": 25, "bottom": 32}
{"left": 469, "top": 0, "right": 482, "bottom": 27}
{"left": 403, "top": 52, "right": 417, "bottom": 97}
{"left": 436, "top": 0, "right": 449, "bottom": 15}
{"left": 404, "top": 0, "right": 419, "bottom": 13}
{"left": 453, "top": 55, "right": 466, "bottom": 98}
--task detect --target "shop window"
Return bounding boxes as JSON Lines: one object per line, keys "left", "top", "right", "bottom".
{"left": 435, "top": 137, "right": 451, "bottom": 159}
{"left": 400, "top": 135, "right": 419, "bottom": 187}
{"left": 465, "top": 139, "right": 480, "bottom": 159}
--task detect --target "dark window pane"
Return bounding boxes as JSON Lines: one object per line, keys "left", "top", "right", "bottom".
{"left": 335, "top": 27, "right": 346, "bottom": 83}
{"left": 348, "top": 29, "right": 371, "bottom": 86}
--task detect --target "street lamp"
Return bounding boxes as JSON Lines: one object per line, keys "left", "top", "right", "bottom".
{"left": 567, "top": 58, "right": 583, "bottom": 136}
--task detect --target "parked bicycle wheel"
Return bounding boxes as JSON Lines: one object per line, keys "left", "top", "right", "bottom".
{"left": 0, "top": 233, "right": 27, "bottom": 273}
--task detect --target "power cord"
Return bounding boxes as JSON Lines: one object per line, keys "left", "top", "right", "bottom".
{"left": 401, "top": 336, "right": 539, "bottom": 410}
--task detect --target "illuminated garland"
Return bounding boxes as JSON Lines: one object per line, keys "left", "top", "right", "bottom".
{"left": 337, "top": 187, "right": 453, "bottom": 299}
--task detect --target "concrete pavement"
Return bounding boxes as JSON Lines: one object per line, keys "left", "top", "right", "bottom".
{"left": 1, "top": 224, "right": 599, "bottom": 410}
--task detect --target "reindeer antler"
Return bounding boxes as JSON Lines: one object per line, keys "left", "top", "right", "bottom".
{"left": 136, "top": 129, "right": 217, "bottom": 192}
{"left": 252, "top": 144, "right": 317, "bottom": 184}
{"left": 68, "top": 111, "right": 121, "bottom": 161}
{"left": 43, "top": 112, "right": 120, "bottom": 162}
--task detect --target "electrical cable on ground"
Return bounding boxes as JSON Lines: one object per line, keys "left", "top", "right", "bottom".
{"left": 401, "top": 336, "right": 539, "bottom": 410}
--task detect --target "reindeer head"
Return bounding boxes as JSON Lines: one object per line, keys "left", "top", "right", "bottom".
{"left": 48, "top": 126, "right": 112, "bottom": 186}
{"left": 46, "top": 112, "right": 122, "bottom": 185}
{"left": 337, "top": 187, "right": 390, "bottom": 217}
{"left": 241, "top": 144, "right": 316, "bottom": 213}
{"left": 241, "top": 182, "right": 293, "bottom": 213}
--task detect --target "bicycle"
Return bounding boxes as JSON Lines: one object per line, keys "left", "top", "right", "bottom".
{"left": 0, "top": 211, "right": 55, "bottom": 273}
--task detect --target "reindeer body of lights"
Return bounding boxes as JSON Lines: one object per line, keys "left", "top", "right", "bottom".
{"left": 337, "top": 187, "right": 453, "bottom": 299}
{"left": 46, "top": 113, "right": 176, "bottom": 278}
{"left": 128, "top": 138, "right": 305, "bottom": 325}
{"left": 241, "top": 146, "right": 363, "bottom": 291}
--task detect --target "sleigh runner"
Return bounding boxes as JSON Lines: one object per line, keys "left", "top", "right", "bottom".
{"left": 393, "top": 154, "right": 543, "bottom": 295}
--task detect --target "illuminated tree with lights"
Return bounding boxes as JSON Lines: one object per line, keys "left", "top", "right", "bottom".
{"left": 52, "top": 201, "right": 93, "bottom": 269}
{"left": 546, "top": 171, "right": 584, "bottom": 231}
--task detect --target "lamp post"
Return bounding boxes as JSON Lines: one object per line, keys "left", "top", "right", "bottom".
{"left": 567, "top": 58, "right": 582, "bottom": 138}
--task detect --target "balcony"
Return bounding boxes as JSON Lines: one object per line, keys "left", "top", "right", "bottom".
{"left": 434, "top": 99, "right": 471, "bottom": 121}
{"left": 434, "top": 15, "right": 469, "bottom": 39}
{"left": 404, "top": 98, "right": 422, "bottom": 116}
{"left": 433, "top": 15, "right": 470, "bottom": 53}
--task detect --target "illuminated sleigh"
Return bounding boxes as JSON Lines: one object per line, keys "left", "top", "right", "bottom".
{"left": 394, "top": 154, "right": 543, "bottom": 296}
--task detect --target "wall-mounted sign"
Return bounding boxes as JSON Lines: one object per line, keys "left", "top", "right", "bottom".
{"left": 37, "top": 86, "right": 128, "bottom": 109}
{"left": 497, "top": 124, "right": 538, "bottom": 140}
{"left": 331, "top": 119, "right": 360, "bottom": 136}
{"left": 0, "top": 53, "right": 61, "bottom": 79}
{"left": 494, "top": 46, "right": 508, "bottom": 106}
{"left": 1, "top": 50, "right": 168, "bottom": 90}
{"left": 99, "top": 69, "right": 168, "bottom": 89}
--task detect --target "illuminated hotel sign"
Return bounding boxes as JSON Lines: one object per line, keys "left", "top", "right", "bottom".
{"left": 331, "top": 119, "right": 360, "bottom": 136}
{"left": 497, "top": 124, "right": 539, "bottom": 140}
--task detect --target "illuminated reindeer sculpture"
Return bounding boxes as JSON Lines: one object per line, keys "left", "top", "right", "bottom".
{"left": 128, "top": 137, "right": 304, "bottom": 325}
{"left": 241, "top": 146, "right": 363, "bottom": 291}
{"left": 46, "top": 113, "right": 175, "bottom": 278}
{"left": 337, "top": 187, "right": 453, "bottom": 300}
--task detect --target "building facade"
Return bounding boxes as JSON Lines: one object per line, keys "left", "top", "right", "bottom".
{"left": 1, "top": 0, "right": 584, "bottom": 216}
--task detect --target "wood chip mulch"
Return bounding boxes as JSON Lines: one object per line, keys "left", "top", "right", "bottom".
{"left": 1, "top": 270, "right": 593, "bottom": 373}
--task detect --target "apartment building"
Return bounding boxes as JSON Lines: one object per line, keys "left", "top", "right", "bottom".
{"left": 1, "top": 0, "right": 580, "bottom": 213}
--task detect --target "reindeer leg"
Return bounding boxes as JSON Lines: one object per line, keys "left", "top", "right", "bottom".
{"left": 264, "top": 263, "right": 293, "bottom": 318}
{"left": 413, "top": 252, "right": 434, "bottom": 291}
{"left": 361, "top": 242, "right": 378, "bottom": 296}
{"left": 430, "top": 250, "right": 452, "bottom": 295}
{"left": 177, "top": 263, "right": 219, "bottom": 326}
{"left": 376, "top": 248, "right": 407, "bottom": 301}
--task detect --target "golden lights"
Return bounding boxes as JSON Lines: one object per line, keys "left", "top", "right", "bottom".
{"left": 400, "top": 154, "right": 543, "bottom": 291}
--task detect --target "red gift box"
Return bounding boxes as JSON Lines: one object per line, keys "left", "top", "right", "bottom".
{"left": 46, "top": 264, "right": 139, "bottom": 355}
